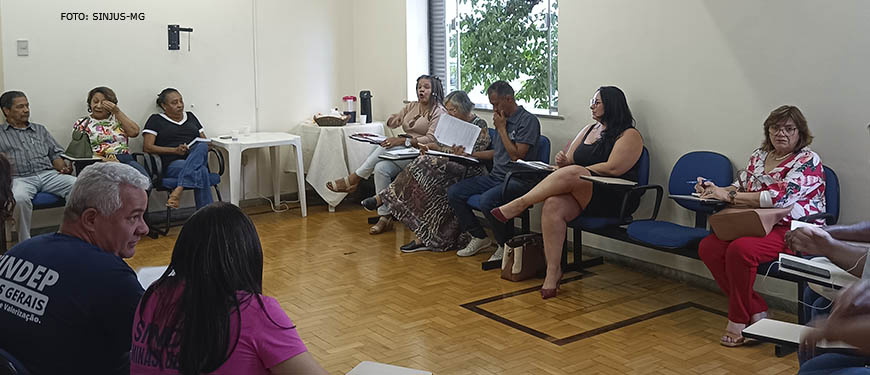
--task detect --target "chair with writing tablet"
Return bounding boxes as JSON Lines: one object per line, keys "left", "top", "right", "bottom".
{"left": 474, "top": 134, "right": 550, "bottom": 270}
{"left": 141, "top": 150, "right": 224, "bottom": 238}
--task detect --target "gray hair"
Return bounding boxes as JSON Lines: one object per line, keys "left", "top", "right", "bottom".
{"left": 64, "top": 163, "right": 151, "bottom": 221}
{"left": 444, "top": 90, "right": 475, "bottom": 115}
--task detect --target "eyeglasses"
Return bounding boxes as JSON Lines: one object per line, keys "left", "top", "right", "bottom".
{"left": 769, "top": 125, "right": 797, "bottom": 135}
{"left": 589, "top": 98, "right": 601, "bottom": 107}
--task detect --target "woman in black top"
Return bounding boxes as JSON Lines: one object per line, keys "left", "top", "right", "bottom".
{"left": 491, "top": 86, "right": 644, "bottom": 299}
{"left": 142, "top": 88, "right": 214, "bottom": 209}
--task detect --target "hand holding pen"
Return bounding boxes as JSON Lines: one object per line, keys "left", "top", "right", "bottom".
{"left": 690, "top": 177, "right": 713, "bottom": 193}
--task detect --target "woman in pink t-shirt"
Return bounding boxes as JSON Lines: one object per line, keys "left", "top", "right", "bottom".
{"left": 130, "top": 203, "right": 326, "bottom": 374}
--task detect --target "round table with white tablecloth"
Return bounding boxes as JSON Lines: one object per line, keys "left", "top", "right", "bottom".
{"left": 289, "top": 121, "right": 388, "bottom": 210}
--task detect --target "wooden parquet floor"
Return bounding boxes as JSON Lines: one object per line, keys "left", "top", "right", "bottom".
{"left": 126, "top": 204, "right": 801, "bottom": 375}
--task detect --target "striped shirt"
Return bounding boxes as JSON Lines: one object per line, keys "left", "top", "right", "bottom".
{"left": 0, "top": 122, "right": 64, "bottom": 177}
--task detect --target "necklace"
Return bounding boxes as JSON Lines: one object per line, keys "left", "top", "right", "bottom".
{"left": 772, "top": 152, "right": 792, "bottom": 161}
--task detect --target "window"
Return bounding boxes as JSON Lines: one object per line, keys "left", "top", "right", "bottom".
{"left": 430, "top": 0, "right": 559, "bottom": 114}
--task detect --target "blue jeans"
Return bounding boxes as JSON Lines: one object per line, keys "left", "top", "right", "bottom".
{"left": 800, "top": 353, "right": 870, "bottom": 374}
{"left": 355, "top": 146, "right": 411, "bottom": 216}
{"left": 447, "top": 174, "right": 535, "bottom": 245}
{"left": 164, "top": 142, "right": 213, "bottom": 209}
{"left": 115, "top": 153, "right": 149, "bottom": 178}
{"left": 11, "top": 170, "right": 77, "bottom": 241}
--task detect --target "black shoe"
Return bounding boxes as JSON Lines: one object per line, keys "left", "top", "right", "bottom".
{"left": 400, "top": 240, "right": 429, "bottom": 253}
{"left": 361, "top": 197, "right": 378, "bottom": 211}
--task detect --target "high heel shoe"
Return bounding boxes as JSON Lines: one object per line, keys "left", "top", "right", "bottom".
{"left": 490, "top": 207, "right": 509, "bottom": 223}
{"left": 541, "top": 288, "right": 559, "bottom": 299}
{"left": 540, "top": 271, "right": 563, "bottom": 299}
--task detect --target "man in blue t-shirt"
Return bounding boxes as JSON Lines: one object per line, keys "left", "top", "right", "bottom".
{"left": 0, "top": 162, "right": 151, "bottom": 375}
{"left": 447, "top": 81, "right": 541, "bottom": 261}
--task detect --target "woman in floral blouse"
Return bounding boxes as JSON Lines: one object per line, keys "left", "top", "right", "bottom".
{"left": 695, "top": 105, "right": 826, "bottom": 347}
{"left": 73, "top": 86, "right": 148, "bottom": 177}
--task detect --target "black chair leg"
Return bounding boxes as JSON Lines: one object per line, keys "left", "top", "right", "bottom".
{"left": 564, "top": 229, "right": 603, "bottom": 273}
{"left": 1, "top": 219, "right": 6, "bottom": 254}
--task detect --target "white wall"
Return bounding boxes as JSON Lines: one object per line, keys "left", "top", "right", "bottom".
{"left": 0, "top": 0, "right": 356, "bottom": 209}
{"left": 463, "top": 2, "right": 870, "bottom": 298}
{"left": 351, "top": 0, "right": 409, "bottom": 123}
{"left": 557, "top": 0, "right": 870, "bottom": 226}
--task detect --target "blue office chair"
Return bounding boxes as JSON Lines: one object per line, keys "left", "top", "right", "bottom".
{"left": 0, "top": 347, "right": 29, "bottom": 375}
{"left": 626, "top": 151, "right": 733, "bottom": 250}
{"left": 1, "top": 192, "right": 67, "bottom": 253}
{"left": 565, "top": 147, "right": 661, "bottom": 270}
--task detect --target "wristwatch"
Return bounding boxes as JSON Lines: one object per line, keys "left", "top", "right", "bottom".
{"left": 728, "top": 190, "right": 737, "bottom": 204}
{"left": 404, "top": 138, "right": 412, "bottom": 147}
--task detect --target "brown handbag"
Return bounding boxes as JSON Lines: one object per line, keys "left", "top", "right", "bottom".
{"left": 708, "top": 206, "right": 792, "bottom": 241}
{"left": 501, "top": 233, "right": 546, "bottom": 282}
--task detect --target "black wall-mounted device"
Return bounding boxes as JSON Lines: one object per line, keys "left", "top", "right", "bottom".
{"left": 168, "top": 24, "right": 194, "bottom": 50}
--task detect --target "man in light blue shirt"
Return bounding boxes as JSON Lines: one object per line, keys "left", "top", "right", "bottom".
{"left": 0, "top": 91, "right": 76, "bottom": 241}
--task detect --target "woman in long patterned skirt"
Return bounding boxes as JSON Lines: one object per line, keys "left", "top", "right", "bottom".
{"left": 363, "top": 90, "right": 491, "bottom": 252}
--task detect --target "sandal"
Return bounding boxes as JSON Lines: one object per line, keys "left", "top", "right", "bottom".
{"left": 720, "top": 331, "right": 746, "bottom": 347}
{"left": 369, "top": 216, "right": 394, "bottom": 235}
{"left": 326, "top": 176, "right": 358, "bottom": 193}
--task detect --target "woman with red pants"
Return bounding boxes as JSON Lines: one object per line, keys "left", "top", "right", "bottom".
{"left": 696, "top": 105, "right": 826, "bottom": 347}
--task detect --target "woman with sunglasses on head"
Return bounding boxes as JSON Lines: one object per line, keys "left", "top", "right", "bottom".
{"left": 696, "top": 105, "right": 826, "bottom": 347}
{"left": 491, "top": 86, "right": 644, "bottom": 298}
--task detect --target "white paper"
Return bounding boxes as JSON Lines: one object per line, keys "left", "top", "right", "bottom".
{"left": 136, "top": 265, "right": 169, "bottom": 289}
{"left": 187, "top": 137, "right": 212, "bottom": 147}
{"left": 516, "top": 159, "right": 555, "bottom": 171}
{"left": 348, "top": 361, "right": 432, "bottom": 375}
{"left": 433, "top": 115, "right": 480, "bottom": 151}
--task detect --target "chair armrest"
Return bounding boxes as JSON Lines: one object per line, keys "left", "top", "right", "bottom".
{"left": 618, "top": 184, "right": 664, "bottom": 222}
{"left": 501, "top": 168, "right": 552, "bottom": 197}
{"left": 208, "top": 148, "right": 225, "bottom": 176}
{"left": 141, "top": 153, "right": 162, "bottom": 182}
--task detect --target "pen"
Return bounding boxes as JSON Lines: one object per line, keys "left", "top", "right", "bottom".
{"left": 687, "top": 179, "right": 710, "bottom": 185}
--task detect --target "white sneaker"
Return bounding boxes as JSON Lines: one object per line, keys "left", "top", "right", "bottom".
{"left": 487, "top": 245, "right": 504, "bottom": 262}
{"left": 457, "top": 237, "right": 492, "bottom": 257}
